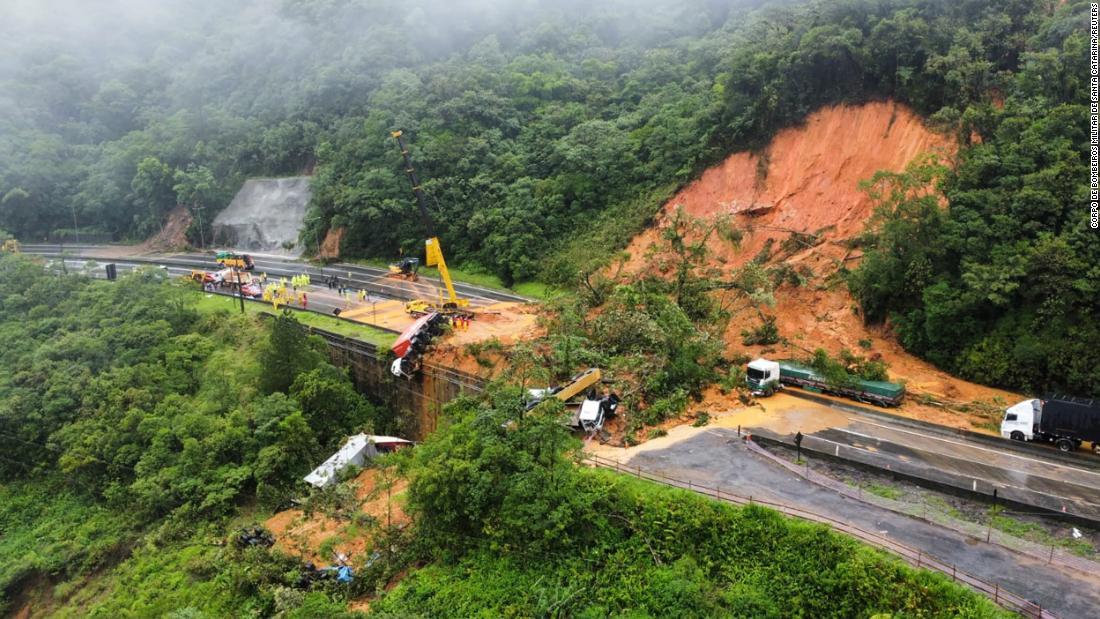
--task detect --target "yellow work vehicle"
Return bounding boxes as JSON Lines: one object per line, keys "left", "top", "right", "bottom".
{"left": 215, "top": 251, "right": 255, "bottom": 271}
{"left": 391, "top": 130, "right": 470, "bottom": 317}
{"left": 1, "top": 238, "right": 19, "bottom": 253}
{"left": 525, "top": 368, "right": 603, "bottom": 411}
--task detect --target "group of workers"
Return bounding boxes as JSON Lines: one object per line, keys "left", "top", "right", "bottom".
{"left": 260, "top": 272, "right": 380, "bottom": 313}
{"left": 290, "top": 273, "right": 311, "bottom": 289}
{"left": 263, "top": 278, "right": 306, "bottom": 310}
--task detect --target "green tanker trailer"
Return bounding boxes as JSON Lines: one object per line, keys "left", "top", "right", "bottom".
{"left": 745, "top": 358, "right": 904, "bottom": 407}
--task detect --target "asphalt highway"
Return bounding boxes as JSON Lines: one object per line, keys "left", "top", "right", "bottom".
{"left": 743, "top": 393, "right": 1100, "bottom": 522}
{"left": 20, "top": 244, "right": 529, "bottom": 307}
{"left": 47, "top": 256, "right": 400, "bottom": 335}
{"left": 619, "top": 429, "right": 1100, "bottom": 618}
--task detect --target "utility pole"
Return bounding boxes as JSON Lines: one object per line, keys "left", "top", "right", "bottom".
{"left": 194, "top": 206, "right": 205, "bottom": 249}
{"left": 236, "top": 268, "right": 245, "bottom": 314}
{"left": 71, "top": 204, "right": 79, "bottom": 245}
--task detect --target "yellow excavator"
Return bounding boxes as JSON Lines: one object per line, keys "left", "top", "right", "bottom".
{"left": 391, "top": 130, "right": 470, "bottom": 316}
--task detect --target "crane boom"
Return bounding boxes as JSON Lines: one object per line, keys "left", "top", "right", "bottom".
{"left": 391, "top": 130, "right": 466, "bottom": 309}
{"left": 391, "top": 130, "right": 436, "bottom": 238}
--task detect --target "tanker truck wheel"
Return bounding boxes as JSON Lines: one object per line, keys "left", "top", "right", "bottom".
{"left": 1055, "top": 438, "right": 1074, "bottom": 453}
{"left": 1010, "top": 431, "right": 1025, "bottom": 442}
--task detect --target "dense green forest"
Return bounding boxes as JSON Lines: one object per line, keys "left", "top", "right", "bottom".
{"left": 0, "top": 254, "right": 1008, "bottom": 615}
{"left": 1, "top": 0, "right": 1095, "bottom": 395}
{"left": 1, "top": 0, "right": 1096, "bottom": 613}
{"left": 0, "top": 254, "right": 386, "bottom": 614}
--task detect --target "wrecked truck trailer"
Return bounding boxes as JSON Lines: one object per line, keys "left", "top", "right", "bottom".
{"left": 303, "top": 434, "right": 414, "bottom": 488}
{"left": 390, "top": 311, "right": 446, "bottom": 378}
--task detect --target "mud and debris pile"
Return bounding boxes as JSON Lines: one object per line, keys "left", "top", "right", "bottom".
{"left": 616, "top": 100, "right": 1020, "bottom": 428}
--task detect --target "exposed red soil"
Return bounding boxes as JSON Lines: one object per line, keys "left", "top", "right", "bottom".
{"left": 135, "top": 205, "right": 192, "bottom": 254}
{"left": 622, "top": 100, "right": 955, "bottom": 274}
{"left": 264, "top": 468, "right": 415, "bottom": 613}
{"left": 616, "top": 101, "right": 1022, "bottom": 434}
{"left": 421, "top": 303, "right": 545, "bottom": 382}
{"left": 264, "top": 468, "right": 409, "bottom": 567}
{"left": 424, "top": 343, "right": 487, "bottom": 377}
{"left": 318, "top": 227, "right": 344, "bottom": 260}
{"left": 448, "top": 302, "right": 541, "bottom": 348}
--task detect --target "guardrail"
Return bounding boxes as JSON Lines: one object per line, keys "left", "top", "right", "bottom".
{"left": 583, "top": 452, "right": 1056, "bottom": 619}
{"left": 749, "top": 423, "right": 1100, "bottom": 525}
{"left": 783, "top": 389, "right": 1100, "bottom": 471}
{"left": 743, "top": 437, "right": 1100, "bottom": 578}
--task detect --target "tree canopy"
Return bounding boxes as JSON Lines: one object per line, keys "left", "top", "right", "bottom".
{"left": 2, "top": 0, "right": 1094, "bottom": 397}
{"left": 0, "top": 254, "right": 379, "bottom": 610}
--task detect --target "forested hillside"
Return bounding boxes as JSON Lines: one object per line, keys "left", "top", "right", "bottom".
{"left": 0, "top": 0, "right": 1095, "bottom": 376}
{"left": 0, "top": 254, "right": 386, "bottom": 614}
{"left": 1, "top": 0, "right": 1094, "bottom": 394}
{"left": 0, "top": 0, "right": 750, "bottom": 256}
{"left": 0, "top": 253, "right": 1012, "bottom": 615}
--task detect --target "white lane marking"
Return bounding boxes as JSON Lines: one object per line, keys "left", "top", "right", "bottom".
{"left": 805, "top": 433, "right": 1092, "bottom": 503}
{"left": 837, "top": 421, "right": 1100, "bottom": 479}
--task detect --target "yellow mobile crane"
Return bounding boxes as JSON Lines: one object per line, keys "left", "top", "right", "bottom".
{"left": 391, "top": 130, "right": 470, "bottom": 316}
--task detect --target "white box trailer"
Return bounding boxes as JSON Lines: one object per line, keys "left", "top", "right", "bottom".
{"left": 304, "top": 434, "right": 413, "bottom": 487}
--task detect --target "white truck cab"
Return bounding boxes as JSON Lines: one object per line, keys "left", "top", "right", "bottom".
{"left": 746, "top": 358, "right": 781, "bottom": 396}
{"left": 1000, "top": 399, "right": 1040, "bottom": 441}
{"left": 578, "top": 399, "right": 603, "bottom": 432}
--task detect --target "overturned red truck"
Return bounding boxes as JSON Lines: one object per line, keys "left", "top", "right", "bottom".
{"left": 390, "top": 312, "right": 446, "bottom": 378}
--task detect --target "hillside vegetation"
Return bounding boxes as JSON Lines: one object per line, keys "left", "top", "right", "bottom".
{"left": 0, "top": 254, "right": 386, "bottom": 614}
{"left": 1, "top": 0, "right": 1095, "bottom": 395}
{"left": 0, "top": 255, "right": 1011, "bottom": 616}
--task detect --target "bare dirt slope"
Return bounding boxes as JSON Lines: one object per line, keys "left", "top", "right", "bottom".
{"left": 318, "top": 227, "right": 344, "bottom": 260}
{"left": 624, "top": 100, "right": 954, "bottom": 272}
{"left": 620, "top": 101, "right": 1020, "bottom": 430}
{"left": 265, "top": 468, "right": 408, "bottom": 566}
{"left": 135, "top": 205, "right": 191, "bottom": 254}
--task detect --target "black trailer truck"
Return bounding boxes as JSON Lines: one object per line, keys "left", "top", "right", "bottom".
{"left": 1001, "top": 395, "right": 1100, "bottom": 454}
